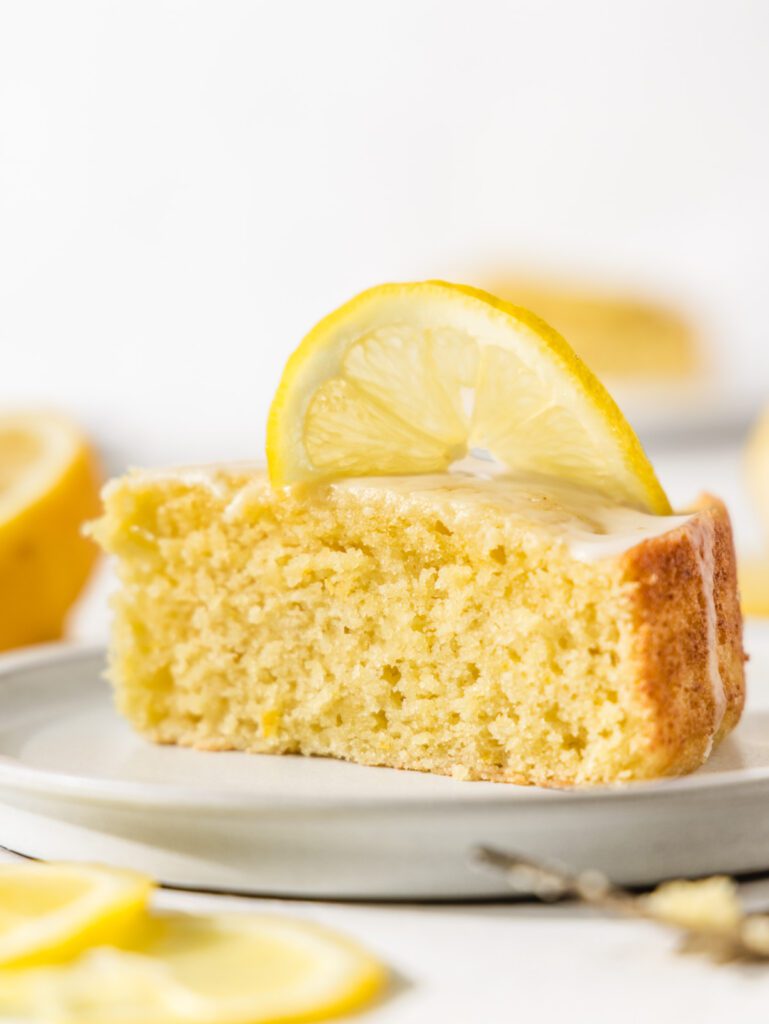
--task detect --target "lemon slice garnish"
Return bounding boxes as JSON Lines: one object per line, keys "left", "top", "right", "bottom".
{"left": 266, "top": 281, "right": 670, "bottom": 513}
{"left": 0, "top": 863, "right": 153, "bottom": 968}
{"left": 0, "top": 411, "right": 101, "bottom": 649}
{"left": 0, "top": 912, "right": 385, "bottom": 1023}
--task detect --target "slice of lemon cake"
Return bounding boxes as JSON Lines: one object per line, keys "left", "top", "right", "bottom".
{"left": 95, "top": 468, "right": 743, "bottom": 786}
{"left": 94, "top": 281, "right": 745, "bottom": 786}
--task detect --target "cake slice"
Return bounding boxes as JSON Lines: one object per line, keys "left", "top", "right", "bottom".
{"left": 94, "top": 281, "right": 746, "bottom": 786}
{"left": 94, "top": 468, "right": 744, "bottom": 786}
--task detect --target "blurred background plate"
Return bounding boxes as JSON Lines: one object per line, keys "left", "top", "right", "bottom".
{"left": 0, "top": 620, "right": 767, "bottom": 901}
{"left": 606, "top": 382, "right": 759, "bottom": 446}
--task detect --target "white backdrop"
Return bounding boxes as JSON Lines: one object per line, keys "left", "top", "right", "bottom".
{"left": 1, "top": 0, "right": 768, "bottom": 469}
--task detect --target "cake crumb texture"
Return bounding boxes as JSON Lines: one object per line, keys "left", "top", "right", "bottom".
{"left": 93, "top": 469, "right": 744, "bottom": 786}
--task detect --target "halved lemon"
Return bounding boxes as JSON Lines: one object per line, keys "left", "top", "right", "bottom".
{"left": 0, "top": 913, "right": 385, "bottom": 1023}
{"left": 266, "top": 281, "right": 670, "bottom": 513}
{"left": 0, "top": 411, "right": 102, "bottom": 650}
{"left": 0, "top": 862, "right": 153, "bottom": 968}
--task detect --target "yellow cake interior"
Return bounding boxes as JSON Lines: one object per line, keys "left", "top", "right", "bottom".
{"left": 94, "top": 466, "right": 707, "bottom": 787}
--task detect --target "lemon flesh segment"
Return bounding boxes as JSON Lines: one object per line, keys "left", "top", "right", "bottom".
{"left": 0, "top": 913, "right": 386, "bottom": 1023}
{"left": 304, "top": 324, "right": 477, "bottom": 476}
{"left": 0, "top": 863, "right": 153, "bottom": 968}
{"left": 267, "top": 281, "right": 670, "bottom": 514}
{"left": 0, "top": 411, "right": 102, "bottom": 650}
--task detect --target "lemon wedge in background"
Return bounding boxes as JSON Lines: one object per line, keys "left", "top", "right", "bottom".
{"left": 738, "top": 557, "right": 769, "bottom": 617}
{"left": 742, "top": 408, "right": 769, "bottom": 616}
{"left": 0, "top": 863, "right": 153, "bottom": 969}
{"left": 0, "top": 913, "right": 385, "bottom": 1023}
{"left": 0, "top": 411, "right": 101, "bottom": 650}
{"left": 266, "top": 281, "right": 671, "bottom": 513}
{"left": 747, "top": 406, "right": 769, "bottom": 544}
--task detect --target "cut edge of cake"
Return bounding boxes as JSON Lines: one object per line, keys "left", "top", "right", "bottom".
{"left": 92, "top": 467, "right": 745, "bottom": 787}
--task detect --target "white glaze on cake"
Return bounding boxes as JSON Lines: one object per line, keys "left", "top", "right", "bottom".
{"left": 140, "top": 462, "right": 694, "bottom": 563}
{"left": 333, "top": 471, "right": 693, "bottom": 564}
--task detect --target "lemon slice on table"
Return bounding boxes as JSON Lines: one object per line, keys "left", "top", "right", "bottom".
{"left": 0, "top": 913, "right": 386, "bottom": 1023}
{"left": 266, "top": 281, "right": 671, "bottom": 513}
{"left": 0, "top": 862, "right": 153, "bottom": 968}
{"left": 0, "top": 411, "right": 101, "bottom": 650}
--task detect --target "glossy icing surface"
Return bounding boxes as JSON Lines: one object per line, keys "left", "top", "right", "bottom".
{"left": 334, "top": 471, "right": 692, "bottom": 563}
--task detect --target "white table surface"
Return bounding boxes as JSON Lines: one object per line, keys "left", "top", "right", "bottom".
{"left": 5, "top": 440, "right": 769, "bottom": 1024}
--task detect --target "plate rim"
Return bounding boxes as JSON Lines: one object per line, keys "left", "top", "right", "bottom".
{"left": 0, "top": 629, "right": 767, "bottom": 814}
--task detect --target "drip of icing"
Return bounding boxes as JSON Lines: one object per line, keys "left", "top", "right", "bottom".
{"left": 223, "top": 483, "right": 260, "bottom": 522}
{"left": 690, "top": 519, "right": 726, "bottom": 758}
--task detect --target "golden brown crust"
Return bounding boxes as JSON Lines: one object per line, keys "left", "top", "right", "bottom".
{"left": 620, "top": 495, "right": 745, "bottom": 779}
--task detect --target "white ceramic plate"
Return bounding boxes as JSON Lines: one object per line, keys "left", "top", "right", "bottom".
{"left": 0, "top": 623, "right": 768, "bottom": 900}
